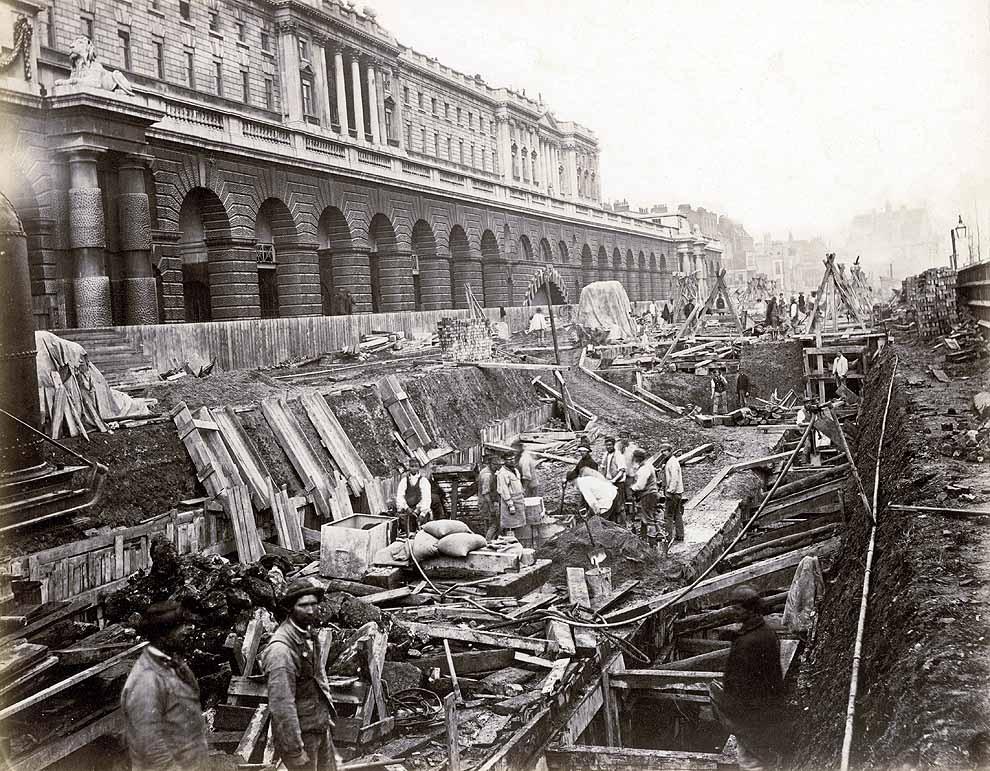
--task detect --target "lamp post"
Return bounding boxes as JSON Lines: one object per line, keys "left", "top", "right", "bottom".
{"left": 950, "top": 215, "right": 967, "bottom": 271}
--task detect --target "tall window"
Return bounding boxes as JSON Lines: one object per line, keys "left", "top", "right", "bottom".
{"left": 431, "top": 97, "right": 437, "bottom": 115}
{"left": 45, "top": 5, "right": 55, "bottom": 47}
{"left": 154, "top": 40, "right": 165, "bottom": 78}
{"left": 468, "top": 112, "right": 473, "bottom": 129}
{"left": 80, "top": 16, "right": 93, "bottom": 38}
{"left": 235, "top": 16, "right": 245, "bottom": 42}
{"left": 471, "top": 143, "right": 476, "bottom": 167}
{"left": 403, "top": 86, "right": 409, "bottom": 104}
{"left": 456, "top": 106, "right": 461, "bottom": 124}
{"left": 264, "top": 78, "right": 274, "bottom": 109}
{"left": 445, "top": 136, "right": 451, "bottom": 159}
{"left": 433, "top": 132, "right": 439, "bottom": 156}
{"left": 459, "top": 140, "right": 464, "bottom": 165}
{"left": 420, "top": 127, "right": 425, "bottom": 151}
{"left": 298, "top": 38, "right": 309, "bottom": 61}
{"left": 241, "top": 69, "right": 250, "bottom": 103}
{"left": 405, "top": 123, "right": 412, "bottom": 148}
{"left": 301, "top": 75, "right": 314, "bottom": 116}
{"left": 384, "top": 105, "right": 394, "bottom": 141}
{"left": 511, "top": 144, "right": 518, "bottom": 179}
{"left": 118, "top": 29, "right": 131, "bottom": 70}
{"left": 417, "top": 91, "right": 423, "bottom": 109}
{"left": 208, "top": 9, "right": 220, "bottom": 31}
{"left": 214, "top": 60, "right": 223, "bottom": 96}
{"left": 492, "top": 150, "right": 497, "bottom": 173}
{"left": 179, "top": 0, "right": 190, "bottom": 20}
{"left": 444, "top": 102, "right": 449, "bottom": 119}
{"left": 185, "top": 50, "right": 195, "bottom": 87}
{"left": 260, "top": 23, "right": 271, "bottom": 52}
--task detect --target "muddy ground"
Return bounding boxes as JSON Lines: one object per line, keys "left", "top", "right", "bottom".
{"left": 738, "top": 339, "right": 807, "bottom": 402}
{"left": 791, "top": 341, "right": 990, "bottom": 769}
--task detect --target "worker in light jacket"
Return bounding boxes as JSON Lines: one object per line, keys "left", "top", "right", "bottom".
{"left": 629, "top": 448, "right": 662, "bottom": 551}
{"left": 395, "top": 458, "right": 432, "bottom": 533}
{"left": 120, "top": 601, "right": 208, "bottom": 771}
{"left": 477, "top": 454, "right": 498, "bottom": 540}
{"left": 659, "top": 443, "right": 685, "bottom": 547}
{"left": 513, "top": 439, "right": 540, "bottom": 497}
{"left": 263, "top": 578, "right": 337, "bottom": 771}
{"left": 495, "top": 452, "right": 527, "bottom": 536}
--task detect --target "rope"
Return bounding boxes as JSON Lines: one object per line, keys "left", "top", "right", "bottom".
{"left": 839, "top": 355, "right": 898, "bottom": 771}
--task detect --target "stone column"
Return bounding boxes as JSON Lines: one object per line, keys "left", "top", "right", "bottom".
{"left": 333, "top": 49, "right": 349, "bottom": 136}
{"left": 496, "top": 116, "right": 511, "bottom": 181}
{"left": 375, "top": 67, "right": 388, "bottom": 144}
{"left": 418, "top": 254, "right": 452, "bottom": 310}
{"left": 66, "top": 150, "right": 112, "bottom": 327}
{"left": 452, "top": 249, "right": 484, "bottom": 310}
{"left": 376, "top": 249, "right": 415, "bottom": 311}
{"left": 313, "top": 39, "right": 332, "bottom": 128}
{"left": 482, "top": 260, "right": 509, "bottom": 307}
{"left": 275, "top": 240, "right": 321, "bottom": 317}
{"left": 366, "top": 62, "right": 380, "bottom": 144}
{"left": 208, "top": 236, "right": 261, "bottom": 320}
{"left": 565, "top": 145, "right": 579, "bottom": 199}
{"left": 351, "top": 55, "right": 366, "bottom": 141}
{"left": 278, "top": 23, "right": 303, "bottom": 123}
{"left": 534, "top": 135, "right": 544, "bottom": 188}
{"left": 392, "top": 68, "right": 404, "bottom": 149}
{"left": 153, "top": 230, "right": 185, "bottom": 323}
{"left": 116, "top": 157, "right": 158, "bottom": 325}
{"left": 331, "top": 246, "right": 372, "bottom": 313}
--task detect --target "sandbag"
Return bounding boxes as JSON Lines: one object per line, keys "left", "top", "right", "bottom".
{"left": 373, "top": 540, "right": 410, "bottom": 566}
{"left": 410, "top": 530, "right": 440, "bottom": 561}
{"left": 436, "top": 532, "right": 488, "bottom": 558}
{"left": 422, "top": 519, "right": 472, "bottom": 539}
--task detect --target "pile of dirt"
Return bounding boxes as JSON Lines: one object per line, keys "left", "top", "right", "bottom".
{"left": 738, "top": 339, "right": 806, "bottom": 402}
{"left": 791, "top": 346, "right": 990, "bottom": 769}
{"left": 536, "top": 516, "right": 681, "bottom": 591}
{"left": 146, "top": 370, "right": 303, "bottom": 412}
{"left": 639, "top": 370, "right": 714, "bottom": 411}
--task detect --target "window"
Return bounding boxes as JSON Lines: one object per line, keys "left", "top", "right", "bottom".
{"left": 118, "top": 29, "right": 131, "bottom": 70}
{"left": 80, "top": 16, "right": 93, "bottom": 39}
{"left": 405, "top": 123, "right": 412, "bottom": 148}
{"left": 45, "top": 5, "right": 55, "bottom": 47}
{"left": 471, "top": 143, "right": 476, "bottom": 167}
{"left": 179, "top": 0, "right": 190, "bottom": 21}
{"left": 459, "top": 140, "right": 464, "bottom": 165}
{"left": 154, "top": 40, "right": 165, "bottom": 78}
{"left": 208, "top": 9, "right": 220, "bottom": 32}
{"left": 417, "top": 91, "right": 423, "bottom": 108}
{"left": 403, "top": 86, "right": 409, "bottom": 104}
{"left": 444, "top": 102, "right": 449, "bottom": 119}
{"left": 150, "top": 0, "right": 159, "bottom": 10}
{"left": 260, "top": 23, "right": 271, "bottom": 52}
{"left": 492, "top": 149, "right": 497, "bottom": 173}
{"left": 214, "top": 60, "right": 223, "bottom": 96}
{"left": 433, "top": 132, "right": 439, "bottom": 156}
{"left": 445, "top": 137, "right": 451, "bottom": 159}
{"left": 468, "top": 112, "right": 473, "bottom": 129}
{"left": 420, "top": 127, "right": 425, "bottom": 151}
{"left": 431, "top": 97, "right": 437, "bottom": 115}
{"left": 185, "top": 50, "right": 195, "bottom": 87}
{"left": 384, "top": 106, "right": 393, "bottom": 141}
{"left": 235, "top": 17, "right": 245, "bottom": 42}
{"left": 298, "top": 38, "right": 309, "bottom": 62}
{"left": 301, "top": 76, "right": 314, "bottom": 116}
{"left": 264, "top": 77, "right": 274, "bottom": 109}
{"left": 456, "top": 107, "right": 461, "bottom": 124}
{"left": 241, "top": 69, "right": 250, "bottom": 103}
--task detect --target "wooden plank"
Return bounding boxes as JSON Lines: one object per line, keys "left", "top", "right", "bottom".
{"left": 0, "top": 655, "right": 59, "bottom": 697}
{"left": 301, "top": 393, "right": 370, "bottom": 496}
{"left": 610, "top": 669, "right": 724, "bottom": 689}
{"left": 171, "top": 402, "right": 229, "bottom": 498}
{"left": 269, "top": 480, "right": 304, "bottom": 552}
{"left": 362, "top": 587, "right": 413, "bottom": 606}
{"left": 1, "top": 598, "right": 91, "bottom": 644}
{"left": 194, "top": 407, "right": 244, "bottom": 490}
{"left": 11, "top": 709, "right": 121, "bottom": 771}
{"left": 0, "top": 642, "right": 146, "bottom": 720}
{"left": 566, "top": 567, "right": 592, "bottom": 610}
{"left": 401, "top": 622, "right": 549, "bottom": 655}
{"left": 413, "top": 648, "right": 516, "bottom": 676}
{"left": 444, "top": 692, "right": 462, "bottom": 771}
{"left": 240, "top": 608, "right": 266, "bottom": 677}
{"left": 605, "top": 537, "right": 841, "bottom": 623}
{"left": 664, "top": 649, "right": 730, "bottom": 672}
{"left": 546, "top": 745, "right": 720, "bottom": 771}
{"left": 212, "top": 406, "right": 272, "bottom": 507}
{"left": 685, "top": 467, "right": 732, "bottom": 510}
{"left": 235, "top": 704, "right": 270, "bottom": 763}
{"left": 546, "top": 619, "right": 576, "bottom": 656}
{"left": 540, "top": 657, "right": 572, "bottom": 696}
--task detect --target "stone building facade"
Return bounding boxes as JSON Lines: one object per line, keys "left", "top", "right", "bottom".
{"left": 0, "top": 0, "right": 720, "bottom": 330}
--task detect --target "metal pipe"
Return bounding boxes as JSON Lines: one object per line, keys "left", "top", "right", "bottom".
{"left": 839, "top": 356, "right": 898, "bottom": 771}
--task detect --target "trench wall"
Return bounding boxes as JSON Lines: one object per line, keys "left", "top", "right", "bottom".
{"left": 792, "top": 350, "right": 982, "bottom": 768}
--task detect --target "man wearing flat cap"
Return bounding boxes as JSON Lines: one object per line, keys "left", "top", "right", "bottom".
{"left": 263, "top": 577, "right": 337, "bottom": 770}
{"left": 565, "top": 441, "right": 598, "bottom": 483}
{"left": 120, "top": 600, "right": 208, "bottom": 771}
{"left": 709, "top": 585, "right": 785, "bottom": 770}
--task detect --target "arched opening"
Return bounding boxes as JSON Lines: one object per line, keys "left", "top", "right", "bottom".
{"left": 625, "top": 249, "right": 637, "bottom": 302}
{"left": 177, "top": 187, "right": 232, "bottom": 323}
{"left": 317, "top": 206, "right": 353, "bottom": 315}
{"left": 449, "top": 225, "right": 479, "bottom": 310}
{"left": 412, "top": 219, "right": 439, "bottom": 310}
{"left": 480, "top": 229, "right": 505, "bottom": 307}
{"left": 539, "top": 237, "right": 553, "bottom": 263}
{"left": 649, "top": 252, "right": 659, "bottom": 303}
{"left": 612, "top": 247, "right": 622, "bottom": 284}
{"left": 597, "top": 246, "right": 608, "bottom": 283}
{"left": 526, "top": 266, "right": 567, "bottom": 307}
{"left": 519, "top": 235, "right": 534, "bottom": 262}
{"left": 638, "top": 251, "right": 647, "bottom": 301}
{"left": 580, "top": 244, "right": 594, "bottom": 289}
{"left": 558, "top": 240, "right": 569, "bottom": 263}
{"left": 368, "top": 213, "right": 398, "bottom": 314}
{"left": 254, "top": 198, "right": 298, "bottom": 319}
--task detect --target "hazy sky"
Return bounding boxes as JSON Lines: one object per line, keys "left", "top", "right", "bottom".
{"left": 370, "top": 0, "right": 990, "bottom": 250}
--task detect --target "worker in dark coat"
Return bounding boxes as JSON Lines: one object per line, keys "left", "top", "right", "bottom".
{"left": 120, "top": 601, "right": 209, "bottom": 771}
{"left": 263, "top": 578, "right": 337, "bottom": 771}
{"left": 565, "top": 442, "right": 598, "bottom": 483}
{"left": 710, "top": 585, "right": 785, "bottom": 770}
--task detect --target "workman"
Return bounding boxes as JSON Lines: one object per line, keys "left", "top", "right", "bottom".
{"left": 736, "top": 371, "right": 751, "bottom": 409}
{"left": 527, "top": 307, "right": 548, "bottom": 342}
{"left": 599, "top": 437, "right": 626, "bottom": 520}
{"left": 629, "top": 448, "right": 663, "bottom": 553}
{"left": 832, "top": 350, "right": 849, "bottom": 387}
{"left": 682, "top": 299, "right": 695, "bottom": 319}
{"left": 121, "top": 600, "right": 209, "bottom": 771}
{"left": 661, "top": 302, "right": 673, "bottom": 324}
{"left": 495, "top": 452, "right": 527, "bottom": 537}
{"left": 263, "top": 577, "right": 337, "bottom": 771}
{"left": 709, "top": 585, "right": 785, "bottom": 770}
{"left": 648, "top": 300, "right": 658, "bottom": 324}
{"left": 798, "top": 292, "right": 807, "bottom": 315}
{"left": 477, "top": 455, "right": 498, "bottom": 540}
{"left": 513, "top": 439, "right": 540, "bottom": 497}
{"left": 395, "top": 458, "right": 432, "bottom": 532}
{"left": 566, "top": 442, "right": 598, "bottom": 483}
{"left": 659, "top": 443, "right": 685, "bottom": 545}
{"left": 711, "top": 367, "right": 729, "bottom": 415}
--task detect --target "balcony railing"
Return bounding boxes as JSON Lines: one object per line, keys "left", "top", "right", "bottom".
{"left": 242, "top": 119, "right": 292, "bottom": 145}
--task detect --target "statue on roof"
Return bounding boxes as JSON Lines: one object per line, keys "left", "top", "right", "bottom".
{"left": 56, "top": 36, "right": 134, "bottom": 95}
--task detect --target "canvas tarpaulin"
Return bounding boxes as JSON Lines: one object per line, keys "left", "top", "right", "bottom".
{"left": 576, "top": 280, "right": 637, "bottom": 340}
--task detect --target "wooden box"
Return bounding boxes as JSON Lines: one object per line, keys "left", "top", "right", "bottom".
{"left": 320, "top": 514, "right": 396, "bottom": 580}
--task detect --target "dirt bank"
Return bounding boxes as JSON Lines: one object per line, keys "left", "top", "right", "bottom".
{"left": 791, "top": 344, "right": 990, "bottom": 768}
{"left": 738, "top": 340, "right": 806, "bottom": 402}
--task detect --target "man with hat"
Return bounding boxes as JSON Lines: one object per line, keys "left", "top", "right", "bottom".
{"left": 629, "top": 448, "right": 662, "bottom": 552}
{"left": 495, "top": 452, "right": 527, "bottom": 537}
{"left": 477, "top": 454, "right": 499, "bottom": 540}
{"left": 659, "top": 444, "right": 685, "bottom": 547}
{"left": 120, "top": 600, "right": 208, "bottom": 771}
{"left": 709, "top": 585, "right": 785, "bottom": 770}
{"left": 565, "top": 441, "right": 598, "bottom": 483}
{"left": 395, "top": 457, "right": 433, "bottom": 533}
{"left": 263, "top": 577, "right": 337, "bottom": 770}
{"left": 711, "top": 366, "right": 729, "bottom": 415}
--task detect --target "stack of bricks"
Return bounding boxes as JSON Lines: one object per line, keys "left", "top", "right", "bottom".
{"left": 438, "top": 317, "right": 493, "bottom": 362}
{"left": 902, "top": 267, "right": 957, "bottom": 339}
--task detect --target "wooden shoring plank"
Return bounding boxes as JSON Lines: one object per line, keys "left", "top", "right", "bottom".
{"left": 171, "top": 401, "right": 228, "bottom": 498}
{"left": 0, "top": 642, "right": 146, "bottom": 721}
{"left": 604, "top": 537, "right": 841, "bottom": 623}
{"left": 540, "top": 657, "right": 572, "bottom": 696}
{"left": 11, "top": 708, "right": 121, "bottom": 771}
{"left": 443, "top": 692, "right": 462, "bottom": 771}
{"left": 212, "top": 406, "right": 272, "bottom": 507}
{"left": 235, "top": 704, "right": 270, "bottom": 763}
{"left": 401, "top": 622, "right": 549, "bottom": 655}
{"left": 300, "top": 392, "right": 366, "bottom": 496}
{"left": 269, "top": 479, "right": 304, "bottom": 552}
{"left": 610, "top": 669, "right": 724, "bottom": 689}
{"left": 663, "top": 648, "right": 730, "bottom": 672}
{"left": 240, "top": 608, "right": 266, "bottom": 677}
{"left": 545, "top": 744, "right": 720, "bottom": 771}
{"left": 685, "top": 467, "right": 732, "bottom": 511}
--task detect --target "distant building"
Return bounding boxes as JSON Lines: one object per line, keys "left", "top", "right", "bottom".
{"left": 843, "top": 203, "right": 940, "bottom": 281}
